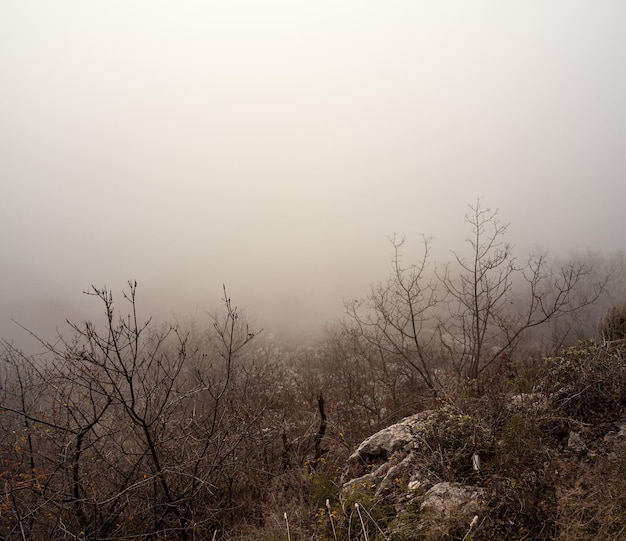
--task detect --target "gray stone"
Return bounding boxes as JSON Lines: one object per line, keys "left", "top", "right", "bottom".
{"left": 509, "top": 392, "right": 548, "bottom": 412}
{"left": 375, "top": 452, "right": 418, "bottom": 498}
{"left": 420, "top": 482, "right": 485, "bottom": 517}
{"left": 342, "top": 456, "right": 400, "bottom": 494}
{"left": 343, "top": 409, "right": 486, "bottom": 523}
{"left": 567, "top": 431, "right": 588, "bottom": 455}
{"left": 348, "top": 410, "right": 434, "bottom": 464}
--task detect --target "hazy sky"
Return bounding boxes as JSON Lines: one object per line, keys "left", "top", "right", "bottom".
{"left": 2, "top": 1, "right": 626, "bottom": 345}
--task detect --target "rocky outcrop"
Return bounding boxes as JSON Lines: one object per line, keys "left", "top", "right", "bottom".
{"left": 336, "top": 342, "right": 626, "bottom": 539}
{"left": 342, "top": 408, "right": 486, "bottom": 516}
{"left": 420, "top": 482, "right": 485, "bottom": 517}
{"left": 347, "top": 410, "right": 434, "bottom": 465}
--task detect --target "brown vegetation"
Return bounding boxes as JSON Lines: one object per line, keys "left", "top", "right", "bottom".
{"left": 1, "top": 204, "right": 625, "bottom": 539}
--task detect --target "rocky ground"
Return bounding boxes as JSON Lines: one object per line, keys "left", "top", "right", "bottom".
{"left": 322, "top": 341, "right": 626, "bottom": 540}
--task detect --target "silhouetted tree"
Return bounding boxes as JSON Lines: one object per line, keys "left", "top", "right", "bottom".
{"left": 0, "top": 282, "right": 287, "bottom": 540}
{"left": 439, "top": 200, "right": 601, "bottom": 380}
{"left": 345, "top": 234, "right": 440, "bottom": 392}
{"left": 346, "top": 201, "right": 602, "bottom": 390}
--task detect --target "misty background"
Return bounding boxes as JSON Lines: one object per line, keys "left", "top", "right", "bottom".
{"left": 1, "top": 1, "right": 625, "bottom": 348}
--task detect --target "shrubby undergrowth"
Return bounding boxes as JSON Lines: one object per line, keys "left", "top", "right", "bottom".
{"left": 2, "top": 287, "right": 625, "bottom": 540}
{"left": 2, "top": 204, "right": 626, "bottom": 539}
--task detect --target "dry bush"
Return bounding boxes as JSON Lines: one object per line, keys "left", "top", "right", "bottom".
{"left": 555, "top": 451, "right": 626, "bottom": 540}
{"left": 598, "top": 302, "right": 626, "bottom": 342}
{"left": 542, "top": 340, "right": 626, "bottom": 423}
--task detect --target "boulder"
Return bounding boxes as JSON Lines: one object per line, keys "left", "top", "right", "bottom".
{"left": 420, "top": 482, "right": 485, "bottom": 518}
{"left": 343, "top": 407, "right": 487, "bottom": 496}
{"left": 348, "top": 410, "right": 434, "bottom": 465}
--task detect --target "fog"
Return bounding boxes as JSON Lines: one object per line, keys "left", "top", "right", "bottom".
{"left": 2, "top": 1, "right": 626, "bottom": 348}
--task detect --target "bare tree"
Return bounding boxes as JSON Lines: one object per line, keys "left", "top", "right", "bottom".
{"left": 0, "top": 282, "right": 279, "bottom": 540}
{"left": 345, "top": 234, "right": 440, "bottom": 392}
{"left": 545, "top": 248, "right": 624, "bottom": 345}
{"left": 439, "top": 200, "right": 601, "bottom": 380}
{"left": 345, "top": 201, "right": 603, "bottom": 392}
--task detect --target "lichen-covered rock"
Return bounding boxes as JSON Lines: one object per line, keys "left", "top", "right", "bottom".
{"left": 348, "top": 410, "right": 435, "bottom": 465}
{"left": 375, "top": 452, "right": 418, "bottom": 499}
{"left": 509, "top": 392, "right": 549, "bottom": 412}
{"left": 343, "top": 407, "right": 488, "bottom": 502}
{"left": 567, "top": 431, "right": 588, "bottom": 455}
{"left": 342, "top": 454, "right": 401, "bottom": 494}
{"left": 420, "top": 482, "right": 485, "bottom": 517}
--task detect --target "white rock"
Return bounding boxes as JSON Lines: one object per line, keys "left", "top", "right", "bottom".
{"left": 348, "top": 410, "right": 434, "bottom": 463}
{"left": 420, "top": 482, "right": 485, "bottom": 517}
